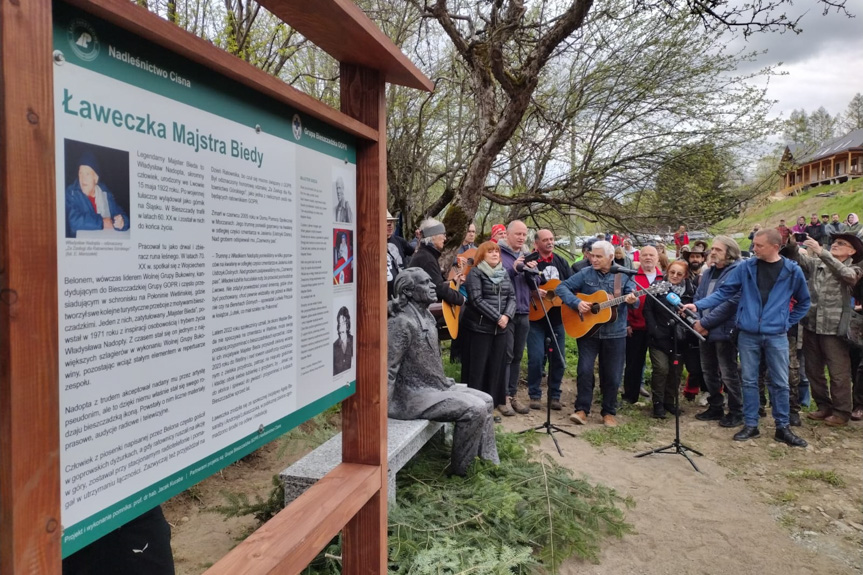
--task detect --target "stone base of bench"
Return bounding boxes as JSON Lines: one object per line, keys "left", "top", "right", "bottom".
{"left": 280, "top": 418, "right": 445, "bottom": 505}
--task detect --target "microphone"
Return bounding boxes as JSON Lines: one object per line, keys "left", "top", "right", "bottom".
{"left": 609, "top": 264, "right": 638, "bottom": 275}
{"left": 665, "top": 292, "right": 698, "bottom": 327}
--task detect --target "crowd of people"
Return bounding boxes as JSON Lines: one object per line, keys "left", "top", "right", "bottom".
{"left": 387, "top": 212, "right": 863, "bottom": 449}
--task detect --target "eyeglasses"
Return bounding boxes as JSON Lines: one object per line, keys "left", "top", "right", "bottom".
{"left": 666, "top": 270, "right": 686, "bottom": 277}
{"left": 833, "top": 241, "right": 852, "bottom": 248}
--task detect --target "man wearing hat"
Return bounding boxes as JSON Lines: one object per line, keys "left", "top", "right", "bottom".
{"left": 681, "top": 243, "right": 707, "bottom": 283}
{"left": 787, "top": 232, "right": 863, "bottom": 426}
{"left": 408, "top": 218, "right": 466, "bottom": 308}
{"left": 490, "top": 224, "right": 506, "bottom": 243}
{"left": 65, "top": 151, "right": 130, "bottom": 238}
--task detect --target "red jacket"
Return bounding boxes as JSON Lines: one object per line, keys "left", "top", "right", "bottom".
{"left": 628, "top": 267, "right": 663, "bottom": 331}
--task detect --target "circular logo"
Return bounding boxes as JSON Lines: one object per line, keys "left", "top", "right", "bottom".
{"left": 67, "top": 18, "right": 100, "bottom": 62}
{"left": 292, "top": 114, "right": 303, "bottom": 141}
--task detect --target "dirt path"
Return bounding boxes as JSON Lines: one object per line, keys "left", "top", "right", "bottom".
{"left": 164, "top": 386, "right": 863, "bottom": 574}
{"left": 500, "top": 386, "right": 862, "bottom": 575}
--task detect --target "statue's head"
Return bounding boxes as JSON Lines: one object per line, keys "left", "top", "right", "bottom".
{"left": 392, "top": 268, "right": 437, "bottom": 312}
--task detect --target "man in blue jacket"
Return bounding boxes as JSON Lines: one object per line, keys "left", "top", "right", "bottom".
{"left": 692, "top": 236, "right": 744, "bottom": 427}
{"left": 65, "top": 151, "right": 130, "bottom": 238}
{"left": 684, "top": 229, "right": 810, "bottom": 446}
{"left": 558, "top": 241, "right": 639, "bottom": 427}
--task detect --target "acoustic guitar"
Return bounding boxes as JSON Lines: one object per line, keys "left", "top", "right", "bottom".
{"left": 441, "top": 248, "right": 476, "bottom": 339}
{"left": 560, "top": 282, "right": 669, "bottom": 339}
{"left": 528, "top": 278, "right": 563, "bottom": 321}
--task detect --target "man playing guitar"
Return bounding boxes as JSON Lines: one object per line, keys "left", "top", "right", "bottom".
{"left": 557, "top": 241, "right": 639, "bottom": 427}
{"left": 525, "top": 229, "right": 573, "bottom": 411}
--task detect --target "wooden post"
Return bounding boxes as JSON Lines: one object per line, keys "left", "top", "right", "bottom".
{"left": 0, "top": 0, "right": 62, "bottom": 573}
{"left": 339, "top": 63, "right": 388, "bottom": 575}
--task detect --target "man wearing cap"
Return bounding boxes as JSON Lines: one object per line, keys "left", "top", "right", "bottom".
{"left": 408, "top": 218, "right": 465, "bottom": 307}
{"left": 787, "top": 232, "right": 863, "bottom": 426}
{"left": 65, "top": 152, "right": 130, "bottom": 238}
{"left": 490, "top": 224, "right": 506, "bottom": 243}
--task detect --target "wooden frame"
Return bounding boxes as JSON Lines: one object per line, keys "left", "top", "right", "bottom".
{"left": 0, "top": 1, "right": 430, "bottom": 573}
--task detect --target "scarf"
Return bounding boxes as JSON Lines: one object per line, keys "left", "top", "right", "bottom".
{"left": 478, "top": 260, "right": 507, "bottom": 284}
{"left": 849, "top": 213, "right": 859, "bottom": 225}
{"left": 669, "top": 282, "right": 686, "bottom": 296}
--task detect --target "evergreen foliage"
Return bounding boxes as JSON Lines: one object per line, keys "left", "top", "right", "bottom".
{"left": 304, "top": 431, "right": 634, "bottom": 574}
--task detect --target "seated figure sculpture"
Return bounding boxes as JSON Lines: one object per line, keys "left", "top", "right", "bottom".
{"left": 388, "top": 268, "right": 499, "bottom": 476}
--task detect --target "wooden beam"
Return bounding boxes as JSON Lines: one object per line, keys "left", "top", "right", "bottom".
{"left": 64, "top": 0, "right": 380, "bottom": 143}
{"left": 339, "top": 63, "right": 389, "bottom": 575}
{"left": 203, "top": 463, "right": 381, "bottom": 575}
{"left": 259, "top": 0, "right": 433, "bottom": 92}
{"left": 0, "top": 0, "right": 61, "bottom": 572}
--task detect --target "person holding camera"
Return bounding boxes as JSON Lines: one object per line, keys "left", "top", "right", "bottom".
{"left": 786, "top": 232, "right": 863, "bottom": 426}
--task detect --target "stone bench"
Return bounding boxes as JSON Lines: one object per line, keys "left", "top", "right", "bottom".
{"left": 280, "top": 417, "right": 445, "bottom": 505}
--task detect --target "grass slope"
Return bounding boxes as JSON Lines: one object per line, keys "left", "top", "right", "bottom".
{"left": 711, "top": 180, "right": 861, "bottom": 249}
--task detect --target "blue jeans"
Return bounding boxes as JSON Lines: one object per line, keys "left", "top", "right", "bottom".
{"left": 527, "top": 320, "right": 566, "bottom": 400}
{"left": 737, "top": 331, "right": 790, "bottom": 428}
{"left": 575, "top": 337, "right": 626, "bottom": 416}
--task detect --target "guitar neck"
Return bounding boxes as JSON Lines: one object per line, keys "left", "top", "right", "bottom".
{"left": 598, "top": 287, "right": 650, "bottom": 310}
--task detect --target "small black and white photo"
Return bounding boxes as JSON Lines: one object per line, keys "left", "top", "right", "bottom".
{"left": 333, "top": 171, "right": 354, "bottom": 223}
{"left": 333, "top": 301, "right": 354, "bottom": 377}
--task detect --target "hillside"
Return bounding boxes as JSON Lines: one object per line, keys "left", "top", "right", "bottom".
{"left": 711, "top": 180, "right": 861, "bottom": 248}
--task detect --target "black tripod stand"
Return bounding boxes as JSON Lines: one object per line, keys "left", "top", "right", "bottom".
{"left": 519, "top": 283, "right": 575, "bottom": 456}
{"left": 634, "top": 290, "right": 705, "bottom": 471}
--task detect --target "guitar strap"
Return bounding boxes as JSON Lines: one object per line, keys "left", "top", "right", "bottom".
{"left": 614, "top": 272, "right": 622, "bottom": 299}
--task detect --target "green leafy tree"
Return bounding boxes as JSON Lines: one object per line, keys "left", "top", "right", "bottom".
{"left": 652, "top": 143, "right": 740, "bottom": 229}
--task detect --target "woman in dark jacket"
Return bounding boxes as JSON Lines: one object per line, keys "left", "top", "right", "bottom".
{"left": 643, "top": 260, "right": 696, "bottom": 419}
{"left": 460, "top": 241, "right": 516, "bottom": 417}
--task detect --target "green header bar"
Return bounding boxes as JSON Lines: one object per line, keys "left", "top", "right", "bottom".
{"left": 53, "top": 2, "right": 356, "bottom": 163}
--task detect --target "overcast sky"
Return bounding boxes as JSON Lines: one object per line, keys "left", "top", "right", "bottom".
{"left": 728, "top": 0, "right": 863, "bottom": 124}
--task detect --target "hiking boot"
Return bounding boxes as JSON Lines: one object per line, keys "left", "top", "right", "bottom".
{"left": 733, "top": 426, "right": 760, "bottom": 441}
{"left": 807, "top": 409, "right": 832, "bottom": 421}
{"left": 498, "top": 403, "right": 516, "bottom": 417}
{"left": 851, "top": 407, "right": 863, "bottom": 421}
{"left": 652, "top": 403, "right": 667, "bottom": 419}
{"left": 602, "top": 414, "right": 618, "bottom": 427}
{"left": 529, "top": 398, "right": 543, "bottom": 410}
{"left": 510, "top": 397, "right": 530, "bottom": 414}
{"left": 824, "top": 414, "right": 848, "bottom": 427}
{"left": 788, "top": 412, "right": 802, "bottom": 427}
{"left": 775, "top": 426, "right": 807, "bottom": 447}
{"left": 695, "top": 406, "right": 724, "bottom": 421}
{"left": 664, "top": 403, "right": 682, "bottom": 416}
{"left": 719, "top": 412, "right": 744, "bottom": 428}
{"left": 550, "top": 399, "right": 563, "bottom": 411}
{"left": 569, "top": 410, "right": 587, "bottom": 425}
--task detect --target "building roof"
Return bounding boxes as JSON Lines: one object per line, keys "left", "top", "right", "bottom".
{"left": 793, "top": 128, "right": 863, "bottom": 165}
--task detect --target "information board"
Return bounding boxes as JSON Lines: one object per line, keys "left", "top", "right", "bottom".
{"left": 53, "top": 2, "right": 357, "bottom": 556}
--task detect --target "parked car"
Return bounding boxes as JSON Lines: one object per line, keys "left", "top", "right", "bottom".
{"left": 688, "top": 230, "right": 710, "bottom": 241}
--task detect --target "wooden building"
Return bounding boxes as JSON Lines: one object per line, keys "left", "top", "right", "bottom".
{"left": 778, "top": 128, "right": 863, "bottom": 195}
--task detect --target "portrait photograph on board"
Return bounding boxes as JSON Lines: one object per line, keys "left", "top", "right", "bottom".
{"left": 332, "top": 172, "right": 354, "bottom": 224}
{"left": 64, "top": 139, "right": 131, "bottom": 240}
{"left": 332, "top": 299, "right": 355, "bottom": 377}
{"left": 333, "top": 229, "right": 354, "bottom": 285}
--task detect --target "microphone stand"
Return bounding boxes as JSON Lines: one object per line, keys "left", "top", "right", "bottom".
{"left": 518, "top": 272, "right": 575, "bottom": 456}
{"left": 634, "top": 289, "right": 705, "bottom": 472}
